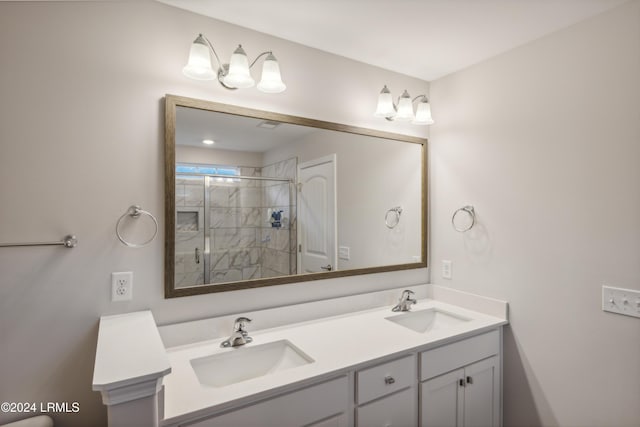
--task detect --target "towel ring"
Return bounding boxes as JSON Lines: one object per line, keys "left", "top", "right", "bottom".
{"left": 385, "top": 206, "right": 403, "bottom": 229}
{"left": 452, "top": 205, "right": 476, "bottom": 232}
{"left": 116, "top": 205, "right": 158, "bottom": 248}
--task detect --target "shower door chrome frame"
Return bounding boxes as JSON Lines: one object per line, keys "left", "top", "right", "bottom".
{"left": 203, "top": 176, "right": 211, "bottom": 284}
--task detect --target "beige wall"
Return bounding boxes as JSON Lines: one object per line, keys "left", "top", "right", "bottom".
{"left": 429, "top": 2, "right": 640, "bottom": 426}
{"left": 264, "top": 131, "right": 423, "bottom": 269}
{"left": 0, "top": 2, "right": 428, "bottom": 426}
{"left": 5, "top": 1, "right": 637, "bottom": 426}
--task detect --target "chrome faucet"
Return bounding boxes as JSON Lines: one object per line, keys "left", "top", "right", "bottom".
{"left": 392, "top": 290, "right": 417, "bottom": 312}
{"left": 220, "top": 317, "right": 253, "bottom": 348}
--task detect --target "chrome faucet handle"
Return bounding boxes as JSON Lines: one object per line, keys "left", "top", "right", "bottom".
{"left": 400, "top": 290, "right": 415, "bottom": 299}
{"left": 221, "top": 317, "right": 253, "bottom": 348}
{"left": 392, "top": 290, "right": 417, "bottom": 312}
{"left": 400, "top": 290, "right": 417, "bottom": 304}
{"left": 234, "top": 317, "right": 252, "bottom": 333}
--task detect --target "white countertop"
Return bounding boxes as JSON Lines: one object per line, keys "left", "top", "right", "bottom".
{"left": 93, "top": 311, "right": 171, "bottom": 393}
{"left": 162, "top": 297, "right": 507, "bottom": 424}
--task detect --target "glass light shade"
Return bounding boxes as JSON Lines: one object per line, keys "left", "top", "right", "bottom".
{"left": 374, "top": 85, "right": 396, "bottom": 117}
{"left": 182, "top": 35, "right": 216, "bottom": 80}
{"left": 257, "top": 53, "right": 286, "bottom": 93}
{"left": 412, "top": 99, "right": 434, "bottom": 125}
{"left": 394, "top": 90, "right": 415, "bottom": 121}
{"left": 223, "top": 45, "right": 255, "bottom": 89}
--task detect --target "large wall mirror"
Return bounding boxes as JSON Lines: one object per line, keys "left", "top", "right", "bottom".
{"left": 165, "top": 95, "right": 427, "bottom": 297}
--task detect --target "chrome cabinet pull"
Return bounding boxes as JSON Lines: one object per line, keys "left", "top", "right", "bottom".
{"left": 320, "top": 264, "right": 332, "bottom": 271}
{"left": 459, "top": 378, "right": 465, "bottom": 387}
{"left": 384, "top": 376, "right": 395, "bottom": 385}
{"left": 195, "top": 247, "right": 200, "bottom": 264}
{"left": 466, "top": 376, "right": 473, "bottom": 385}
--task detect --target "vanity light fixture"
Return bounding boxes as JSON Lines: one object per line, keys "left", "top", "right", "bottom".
{"left": 202, "top": 139, "right": 215, "bottom": 145}
{"left": 374, "top": 85, "right": 434, "bottom": 125}
{"left": 183, "top": 34, "right": 286, "bottom": 93}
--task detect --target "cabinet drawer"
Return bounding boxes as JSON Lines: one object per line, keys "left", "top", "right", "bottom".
{"left": 420, "top": 330, "right": 499, "bottom": 381}
{"left": 357, "top": 387, "right": 416, "bottom": 427}
{"left": 357, "top": 354, "right": 416, "bottom": 404}
{"left": 184, "top": 376, "right": 348, "bottom": 427}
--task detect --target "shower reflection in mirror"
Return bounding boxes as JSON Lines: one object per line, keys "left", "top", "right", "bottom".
{"left": 175, "top": 162, "right": 295, "bottom": 288}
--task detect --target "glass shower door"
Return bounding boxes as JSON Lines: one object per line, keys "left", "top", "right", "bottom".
{"left": 174, "top": 172, "right": 294, "bottom": 288}
{"left": 174, "top": 174, "right": 206, "bottom": 287}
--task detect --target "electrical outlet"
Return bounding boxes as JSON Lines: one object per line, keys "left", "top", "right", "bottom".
{"left": 442, "top": 260, "right": 452, "bottom": 279}
{"left": 111, "top": 272, "right": 133, "bottom": 302}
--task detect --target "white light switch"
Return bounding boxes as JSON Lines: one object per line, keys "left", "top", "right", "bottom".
{"left": 602, "top": 285, "right": 640, "bottom": 318}
{"left": 338, "top": 246, "right": 350, "bottom": 260}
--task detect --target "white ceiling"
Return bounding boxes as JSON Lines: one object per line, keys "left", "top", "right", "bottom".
{"left": 157, "top": 0, "right": 626, "bottom": 81}
{"left": 176, "top": 106, "right": 317, "bottom": 152}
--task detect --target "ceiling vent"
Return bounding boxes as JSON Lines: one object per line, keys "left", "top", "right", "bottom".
{"left": 256, "top": 120, "right": 281, "bottom": 129}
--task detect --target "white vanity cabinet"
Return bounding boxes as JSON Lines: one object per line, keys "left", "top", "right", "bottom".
{"left": 165, "top": 329, "right": 502, "bottom": 427}
{"left": 419, "top": 330, "right": 500, "bottom": 427}
{"left": 97, "top": 290, "right": 508, "bottom": 427}
{"left": 357, "top": 387, "right": 415, "bottom": 427}
{"left": 355, "top": 354, "right": 417, "bottom": 427}
{"left": 182, "top": 376, "right": 349, "bottom": 427}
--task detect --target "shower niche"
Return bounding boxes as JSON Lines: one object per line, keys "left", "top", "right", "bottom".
{"left": 174, "top": 161, "right": 295, "bottom": 288}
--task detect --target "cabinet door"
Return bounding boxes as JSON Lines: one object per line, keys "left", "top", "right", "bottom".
{"left": 306, "top": 413, "right": 348, "bottom": 427}
{"left": 420, "top": 368, "right": 464, "bottom": 427}
{"left": 357, "top": 387, "right": 416, "bottom": 427}
{"left": 463, "top": 356, "right": 499, "bottom": 427}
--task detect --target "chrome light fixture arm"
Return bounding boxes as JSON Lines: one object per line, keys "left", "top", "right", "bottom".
{"left": 383, "top": 93, "right": 428, "bottom": 121}
{"left": 248, "top": 51, "right": 274, "bottom": 68}
{"left": 384, "top": 90, "right": 415, "bottom": 122}
{"left": 413, "top": 94, "right": 429, "bottom": 103}
{"left": 196, "top": 34, "right": 238, "bottom": 90}
{"left": 198, "top": 34, "right": 223, "bottom": 71}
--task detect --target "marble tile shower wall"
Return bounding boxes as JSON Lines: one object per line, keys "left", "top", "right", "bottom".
{"left": 174, "top": 159, "right": 297, "bottom": 288}
{"left": 261, "top": 158, "right": 297, "bottom": 278}
{"left": 175, "top": 176, "right": 205, "bottom": 287}
{"left": 209, "top": 166, "right": 264, "bottom": 284}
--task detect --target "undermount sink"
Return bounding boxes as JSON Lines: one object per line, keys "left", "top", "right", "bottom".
{"left": 386, "top": 308, "right": 471, "bottom": 333}
{"left": 190, "top": 339, "right": 314, "bottom": 388}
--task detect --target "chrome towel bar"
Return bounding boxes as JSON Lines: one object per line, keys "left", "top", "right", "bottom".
{"left": 0, "top": 234, "right": 77, "bottom": 249}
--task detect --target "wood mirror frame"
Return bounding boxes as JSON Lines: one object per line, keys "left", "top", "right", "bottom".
{"left": 164, "top": 94, "right": 428, "bottom": 298}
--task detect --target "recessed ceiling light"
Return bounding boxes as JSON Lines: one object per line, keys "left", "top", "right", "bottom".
{"left": 202, "top": 139, "right": 215, "bottom": 145}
